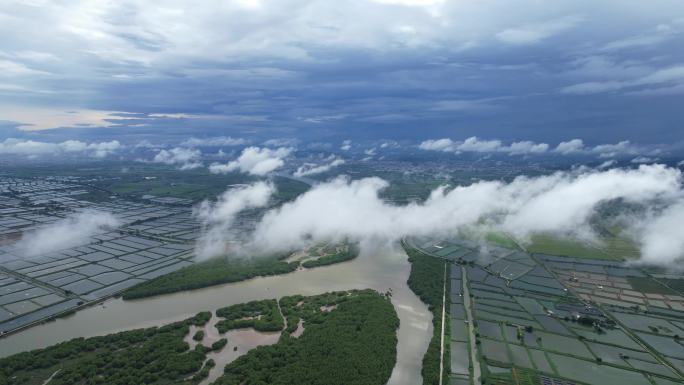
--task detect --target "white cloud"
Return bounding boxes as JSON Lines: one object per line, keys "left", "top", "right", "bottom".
{"left": 562, "top": 64, "right": 684, "bottom": 95}
{"left": 370, "top": 0, "right": 445, "bottom": 6}
{"left": 0, "top": 50, "right": 59, "bottom": 62}
{"left": 195, "top": 182, "right": 274, "bottom": 259}
{"left": 181, "top": 136, "right": 247, "bottom": 147}
{"left": 431, "top": 99, "right": 500, "bottom": 112}
{"left": 633, "top": 202, "right": 684, "bottom": 266}
{"left": 419, "top": 138, "right": 456, "bottom": 152}
{"left": 15, "top": 210, "right": 120, "bottom": 257}
{"left": 554, "top": 139, "right": 584, "bottom": 154}
{"left": 631, "top": 156, "right": 656, "bottom": 164}
{"left": 229, "top": 164, "right": 684, "bottom": 268}
{"left": 420, "top": 137, "right": 651, "bottom": 158}
{"left": 419, "top": 137, "right": 548, "bottom": 155}
{"left": 61, "top": 140, "right": 122, "bottom": 158}
{"left": 0, "top": 138, "right": 121, "bottom": 158}
{"left": 564, "top": 56, "right": 650, "bottom": 81}
{"left": 553, "top": 138, "right": 644, "bottom": 158}
{"left": 299, "top": 114, "right": 348, "bottom": 123}
{"left": 294, "top": 156, "right": 345, "bottom": 177}
{"left": 507, "top": 141, "right": 549, "bottom": 155}
{"left": 340, "top": 140, "right": 352, "bottom": 151}
{"left": 458, "top": 137, "right": 502, "bottom": 152}
{"left": 148, "top": 113, "right": 206, "bottom": 119}
{"left": 1, "top": 0, "right": 683, "bottom": 117}
{"left": 380, "top": 140, "right": 400, "bottom": 149}
{"left": 263, "top": 138, "right": 299, "bottom": 147}
{"left": 598, "top": 160, "right": 617, "bottom": 169}
{"left": 213, "top": 149, "right": 230, "bottom": 158}
{"left": 1, "top": 1, "right": 682, "bottom": 148}
{"left": 152, "top": 147, "right": 203, "bottom": 169}
{"left": 496, "top": 15, "right": 583, "bottom": 45}
{"left": 639, "top": 65, "right": 684, "bottom": 84}
{"left": 601, "top": 21, "right": 682, "bottom": 51}
{"left": 2, "top": 0, "right": 677, "bottom": 71}
{"left": 0, "top": 59, "right": 50, "bottom": 76}
{"left": 560, "top": 81, "right": 625, "bottom": 95}
{"left": 209, "top": 146, "right": 291, "bottom": 176}
{"left": 591, "top": 140, "right": 636, "bottom": 158}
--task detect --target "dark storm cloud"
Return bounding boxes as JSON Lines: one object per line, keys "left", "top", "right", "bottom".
{"left": 0, "top": 0, "right": 683, "bottom": 150}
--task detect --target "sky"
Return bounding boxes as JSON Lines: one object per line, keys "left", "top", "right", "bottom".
{"left": 1, "top": 0, "right": 684, "bottom": 152}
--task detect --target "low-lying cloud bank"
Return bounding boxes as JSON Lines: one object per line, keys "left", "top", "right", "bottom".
{"left": 420, "top": 137, "right": 549, "bottom": 155}
{"left": 420, "top": 137, "right": 651, "bottom": 158}
{"left": 15, "top": 210, "right": 120, "bottom": 257}
{"left": 209, "top": 146, "right": 292, "bottom": 176}
{"left": 0, "top": 138, "right": 121, "bottom": 158}
{"left": 554, "top": 139, "right": 644, "bottom": 158}
{"left": 197, "top": 164, "right": 684, "bottom": 268}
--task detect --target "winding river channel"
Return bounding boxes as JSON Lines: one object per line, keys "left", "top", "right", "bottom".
{"left": 0, "top": 244, "right": 432, "bottom": 385}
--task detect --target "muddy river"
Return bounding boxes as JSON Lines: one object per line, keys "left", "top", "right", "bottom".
{"left": 0, "top": 244, "right": 432, "bottom": 385}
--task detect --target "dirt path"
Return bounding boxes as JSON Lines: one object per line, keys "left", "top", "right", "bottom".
{"left": 41, "top": 369, "right": 61, "bottom": 385}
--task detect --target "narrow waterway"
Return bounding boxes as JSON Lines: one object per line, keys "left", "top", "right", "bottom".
{"left": 0, "top": 244, "right": 433, "bottom": 385}
{"left": 462, "top": 265, "right": 481, "bottom": 385}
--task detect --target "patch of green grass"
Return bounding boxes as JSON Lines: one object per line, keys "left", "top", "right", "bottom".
{"left": 111, "top": 180, "right": 209, "bottom": 197}
{"left": 524, "top": 234, "right": 619, "bottom": 261}
{"left": 481, "top": 366, "right": 539, "bottom": 385}
{"left": 97, "top": 167, "right": 255, "bottom": 202}
{"left": 627, "top": 277, "right": 682, "bottom": 295}
{"left": 271, "top": 176, "right": 311, "bottom": 203}
{"left": 601, "top": 236, "right": 641, "bottom": 259}
{"left": 93, "top": 165, "right": 310, "bottom": 203}
{"left": 215, "top": 299, "right": 284, "bottom": 333}
{"left": 485, "top": 232, "right": 519, "bottom": 250}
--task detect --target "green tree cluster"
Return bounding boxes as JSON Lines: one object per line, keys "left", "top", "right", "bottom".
{"left": 0, "top": 312, "right": 213, "bottom": 385}
{"left": 301, "top": 243, "right": 359, "bottom": 268}
{"left": 215, "top": 299, "right": 284, "bottom": 333}
{"left": 214, "top": 290, "right": 399, "bottom": 385}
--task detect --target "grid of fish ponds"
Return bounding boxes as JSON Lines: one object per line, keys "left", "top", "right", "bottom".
{"left": 412, "top": 237, "right": 684, "bottom": 385}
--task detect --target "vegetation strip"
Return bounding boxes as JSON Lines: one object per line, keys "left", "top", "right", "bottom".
{"left": 124, "top": 244, "right": 360, "bottom": 300}
{"left": 122, "top": 255, "right": 299, "bottom": 299}
{"left": 403, "top": 239, "right": 451, "bottom": 385}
